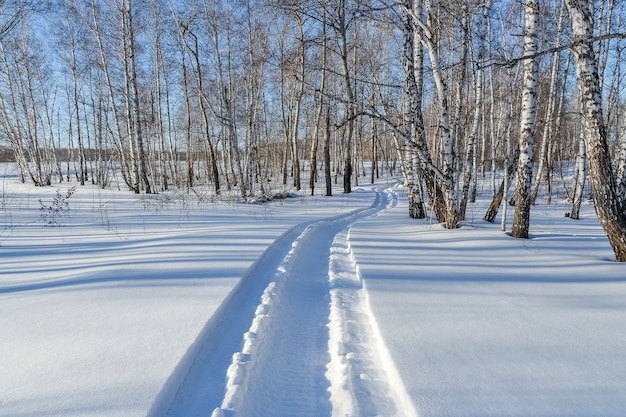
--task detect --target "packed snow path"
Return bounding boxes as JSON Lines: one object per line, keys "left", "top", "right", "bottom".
{"left": 149, "top": 185, "right": 417, "bottom": 417}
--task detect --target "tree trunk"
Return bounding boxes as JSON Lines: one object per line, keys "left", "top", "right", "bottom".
{"left": 410, "top": 2, "right": 458, "bottom": 228}
{"left": 570, "top": 134, "right": 586, "bottom": 220}
{"left": 184, "top": 28, "right": 220, "bottom": 195}
{"left": 122, "top": 0, "right": 151, "bottom": 194}
{"left": 530, "top": 4, "right": 565, "bottom": 205}
{"left": 511, "top": 0, "right": 539, "bottom": 239}
{"left": 485, "top": 149, "right": 519, "bottom": 223}
{"left": 324, "top": 106, "right": 332, "bottom": 197}
{"left": 402, "top": 0, "right": 448, "bottom": 222}
{"left": 459, "top": 2, "right": 487, "bottom": 220}
{"left": 182, "top": 61, "right": 194, "bottom": 189}
{"left": 565, "top": 0, "right": 626, "bottom": 261}
{"left": 310, "top": 5, "right": 328, "bottom": 196}
{"left": 290, "top": 13, "right": 306, "bottom": 192}
{"left": 338, "top": 0, "right": 354, "bottom": 194}
{"left": 401, "top": 0, "right": 427, "bottom": 219}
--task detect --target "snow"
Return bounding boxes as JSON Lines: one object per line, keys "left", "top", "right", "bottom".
{"left": 350, "top": 187, "right": 626, "bottom": 417}
{"left": 1, "top": 171, "right": 626, "bottom": 417}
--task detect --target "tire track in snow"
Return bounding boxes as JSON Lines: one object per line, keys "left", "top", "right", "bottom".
{"left": 326, "top": 186, "right": 417, "bottom": 417}
{"left": 151, "top": 185, "right": 416, "bottom": 417}
{"left": 212, "top": 219, "right": 334, "bottom": 417}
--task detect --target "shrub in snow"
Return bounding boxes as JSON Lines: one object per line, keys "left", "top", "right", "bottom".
{"left": 39, "top": 186, "right": 76, "bottom": 226}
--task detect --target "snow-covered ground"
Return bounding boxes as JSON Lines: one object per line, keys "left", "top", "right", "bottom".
{"left": 1, "top": 170, "right": 625, "bottom": 417}
{"left": 350, "top": 190, "right": 626, "bottom": 417}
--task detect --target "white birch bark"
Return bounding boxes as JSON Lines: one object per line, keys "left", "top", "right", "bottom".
{"left": 570, "top": 133, "right": 586, "bottom": 220}
{"left": 120, "top": 0, "right": 151, "bottom": 194}
{"left": 290, "top": 12, "right": 305, "bottom": 192}
{"left": 511, "top": 0, "right": 539, "bottom": 239}
{"left": 82, "top": 0, "right": 133, "bottom": 189}
{"left": 310, "top": 3, "right": 328, "bottom": 195}
{"left": 459, "top": 1, "right": 490, "bottom": 220}
{"left": 180, "top": 23, "right": 221, "bottom": 195}
{"left": 152, "top": 0, "right": 168, "bottom": 191}
{"left": 565, "top": 0, "right": 626, "bottom": 261}
{"left": 407, "top": 0, "right": 458, "bottom": 228}
{"left": 618, "top": 129, "right": 626, "bottom": 198}
{"left": 530, "top": 4, "right": 566, "bottom": 205}
{"left": 401, "top": 0, "right": 426, "bottom": 219}
{"left": 338, "top": 0, "right": 355, "bottom": 194}
{"left": 224, "top": 20, "right": 247, "bottom": 197}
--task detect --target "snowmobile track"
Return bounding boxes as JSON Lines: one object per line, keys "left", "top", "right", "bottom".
{"left": 149, "top": 185, "right": 416, "bottom": 417}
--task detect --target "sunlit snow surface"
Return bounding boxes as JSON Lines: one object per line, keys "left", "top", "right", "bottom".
{"left": 350, "top": 189, "right": 626, "bottom": 417}
{"left": 1, "top": 170, "right": 625, "bottom": 417}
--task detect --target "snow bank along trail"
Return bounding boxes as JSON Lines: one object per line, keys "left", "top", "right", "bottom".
{"left": 149, "top": 185, "right": 416, "bottom": 417}
{"left": 326, "top": 188, "right": 418, "bottom": 417}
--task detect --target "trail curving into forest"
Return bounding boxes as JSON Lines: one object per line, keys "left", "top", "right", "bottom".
{"left": 148, "top": 185, "right": 416, "bottom": 417}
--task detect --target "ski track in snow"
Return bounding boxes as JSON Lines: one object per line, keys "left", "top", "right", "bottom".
{"left": 150, "top": 185, "right": 417, "bottom": 417}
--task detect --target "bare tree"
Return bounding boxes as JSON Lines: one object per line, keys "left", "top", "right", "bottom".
{"left": 511, "top": 0, "right": 540, "bottom": 239}
{"left": 173, "top": 11, "right": 221, "bottom": 195}
{"left": 564, "top": 0, "right": 626, "bottom": 261}
{"left": 459, "top": 1, "right": 490, "bottom": 221}
{"left": 309, "top": 0, "right": 328, "bottom": 196}
{"left": 400, "top": 0, "right": 428, "bottom": 219}
{"left": 120, "top": 0, "right": 152, "bottom": 194}
{"left": 59, "top": 0, "right": 88, "bottom": 185}
{"left": 0, "top": 12, "right": 52, "bottom": 186}
{"left": 328, "top": 0, "right": 357, "bottom": 194}
{"left": 404, "top": 0, "right": 459, "bottom": 228}
{"left": 530, "top": 2, "right": 566, "bottom": 205}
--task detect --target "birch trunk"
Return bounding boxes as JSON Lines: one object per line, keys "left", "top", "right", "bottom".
{"left": 565, "top": 0, "right": 626, "bottom": 261}
{"left": 61, "top": 1, "right": 88, "bottom": 186}
{"left": 570, "top": 134, "right": 586, "bottom": 220}
{"left": 338, "top": 0, "right": 354, "bottom": 194}
{"left": 618, "top": 131, "right": 626, "bottom": 198}
{"left": 83, "top": 0, "right": 132, "bottom": 189}
{"left": 224, "top": 23, "right": 246, "bottom": 197}
{"left": 324, "top": 106, "right": 332, "bottom": 196}
{"left": 406, "top": 0, "right": 457, "bottom": 227}
{"left": 530, "top": 4, "right": 565, "bottom": 205}
{"left": 511, "top": 0, "right": 539, "bottom": 239}
{"left": 122, "top": 0, "right": 151, "bottom": 194}
{"left": 459, "top": 2, "right": 489, "bottom": 220}
{"left": 401, "top": 0, "right": 427, "bottom": 219}
{"left": 182, "top": 60, "right": 194, "bottom": 189}
{"left": 184, "top": 28, "right": 220, "bottom": 195}
{"left": 310, "top": 4, "right": 328, "bottom": 195}
{"left": 152, "top": 1, "right": 168, "bottom": 191}
{"left": 290, "top": 13, "right": 305, "bottom": 192}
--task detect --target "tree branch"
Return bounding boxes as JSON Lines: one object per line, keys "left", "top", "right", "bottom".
{"left": 480, "top": 32, "right": 626, "bottom": 69}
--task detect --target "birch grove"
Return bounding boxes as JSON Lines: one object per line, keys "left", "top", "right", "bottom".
{"left": 1, "top": 0, "right": 626, "bottom": 259}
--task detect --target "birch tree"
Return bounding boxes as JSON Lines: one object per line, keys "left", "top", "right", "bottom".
{"left": 309, "top": 1, "right": 328, "bottom": 196}
{"left": 340, "top": 0, "right": 355, "bottom": 194}
{"left": 79, "top": 0, "right": 133, "bottom": 190}
{"left": 459, "top": 1, "right": 490, "bottom": 220}
{"left": 0, "top": 13, "right": 53, "bottom": 186}
{"left": 208, "top": 2, "right": 245, "bottom": 197}
{"left": 58, "top": 0, "right": 88, "bottom": 185}
{"left": 405, "top": 0, "right": 459, "bottom": 228}
{"left": 569, "top": 130, "right": 586, "bottom": 219}
{"left": 400, "top": 0, "right": 428, "bottom": 219}
{"left": 242, "top": 0, "right": 269, "bottom": 196}
{"left": 564, "top": 0, "right": 626, "bottom": 261}
{"left": 150, "top": 0, "right": 172, "bottom": 191}
{"left": 530, "top": 2, "right": 566, "bottom": 205}
{"left": 175, "top": 14, "right": 221, "bottom": 195}
{"left": 120, "top": 0, "right": 152, "bottom": 194}
{"left": 511, "top": 0, "right": 540, "bottom": 239}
